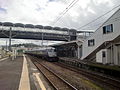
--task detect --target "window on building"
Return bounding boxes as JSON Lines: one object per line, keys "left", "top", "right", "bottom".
{"left": 103, "top": 24, "right": 113, "bottom": 34}
{"left": 102, "top": 51, "right": 106, "bottom": 57}
{"left": 88, "top": 39, "right": 95, "bottom": 46}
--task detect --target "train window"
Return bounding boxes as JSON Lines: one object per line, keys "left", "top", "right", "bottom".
{"left": 47, "top": 49, "right": 53, "bottom": 52}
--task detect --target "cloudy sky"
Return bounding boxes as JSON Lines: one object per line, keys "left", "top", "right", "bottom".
{"left": 0, "top": 0, "right": 120, "bottom": 45}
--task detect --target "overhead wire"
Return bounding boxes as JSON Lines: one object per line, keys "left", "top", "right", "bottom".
{"left": 80, "top": 14, "right": 120, "bottom": 33}
{"left": 80, "top": 14, "right": 120, "bottom": 30}
{"left": 77, "top": 4, "right": 120, "bottom": 30}
{"left": 52, "top": 0, "right": 77, "bottom": 25}
{"left": 52, "top": 0, "right": 120, "bottom": 30}
{"left": 60, "top": 0, "right": 77, "bottom": 15}
{"left": 52, "top": 0, "right": 79, "bottom": 26}
{"left": 81, "top": 22, "right": 103, "bottom": 30}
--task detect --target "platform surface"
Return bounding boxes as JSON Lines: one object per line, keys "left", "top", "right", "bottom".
{"left": 0, "top": 56, "right": 23, "bottom": 90}
{"left": 0, "top": 55, "right": 52, "bottom": 90}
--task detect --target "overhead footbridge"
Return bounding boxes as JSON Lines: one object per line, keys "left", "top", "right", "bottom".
{"left": 0, "top": 22, "right": 77, "bottom": 41}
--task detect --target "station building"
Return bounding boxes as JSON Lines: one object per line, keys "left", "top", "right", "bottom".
{"left": 50, "top": 40, "right": 83, "bottom": 59}
{"left": 52, "top": 8, "right": 120, "bottom": 66}
{"left": 81, "top": 8, "right": 120, "bottom": 65}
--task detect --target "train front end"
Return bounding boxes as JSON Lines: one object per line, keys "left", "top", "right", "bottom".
{"left": 47, "top": 48, "right": 59, "bottom": 62}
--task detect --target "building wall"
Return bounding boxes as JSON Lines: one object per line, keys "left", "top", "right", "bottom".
{"left": 96, "top": 49, "right": 107, "bottom": 63}
{"left": 81, "top": 9, "right": 120, "bottom": 60}
{"left": 113, "top": 43, "right": 120, "bottom": 65}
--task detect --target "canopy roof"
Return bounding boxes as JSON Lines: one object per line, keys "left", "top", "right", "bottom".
{"left": 0, "top": 22, "right": 77, "bottom": 33}
{"left": 14, "top": 23, "right": 24, "bottom": 27}
{"left": 44, "top": 26, "right": 52, "bottom": 30}
{"left": 61, "top": 28, "right": 69, "bottom": 31}
{"left": 69, "top": 29, "right": 77, "bottom": 32}
{"left": 0, "top": 22, "right": 2, "bottom": 25}
{"left": 3, "top": 22, "right": 13, "bottom": 26}
{"left": 35, "top": 25, "right": 43, "bottom": 29}
{"left": 53, "top": 27, "right": 61, "bottom": 30}
{"left": 25, "top": 24, "right": 34, "bottom": 28}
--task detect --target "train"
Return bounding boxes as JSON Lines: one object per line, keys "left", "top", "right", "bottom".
{"left": 25, "top": 47, "right": 58, "bottom": 62}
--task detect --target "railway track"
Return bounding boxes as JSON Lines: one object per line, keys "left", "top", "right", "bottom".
{"left": 54, "top": 62, "right": 120, "bottom": 90}
{"left": 29, "top": 55, "right": 120, "bottom": 89}
{"left": 31, "top": 57, "right": 77, "bottom": 90}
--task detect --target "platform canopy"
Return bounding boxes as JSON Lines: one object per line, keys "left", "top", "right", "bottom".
{"left": 61, "top": 28, "right": 69, "bottom": 31}
{"left": 3, "top": 22, "right": 13, "bottom": 26}
{"left": 14, "top": 23, "right": 24, "bottom": 27}
{"left": 35, "top": 25, "right": 43, "bottom": 29}
{"left": 0, "top": 22, "right": 2, "bottom": 25}
{"left": 53, "top": 27, "right": 61, "bottom": 30}
{"left": 44, "top": 26, "right": 53, "bottom": 30}
{"left": 25, "top": 24, "right": 34, "bottom": 28}
{"left": 69, "top": 29, "right": 77, "bottom": 31}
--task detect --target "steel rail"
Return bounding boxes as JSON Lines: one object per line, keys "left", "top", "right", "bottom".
{"left": 30, "top": 57, "right": 77, "bottom": 90}
{"left": 54, "top": 62, "right": 120, "bottom": 89}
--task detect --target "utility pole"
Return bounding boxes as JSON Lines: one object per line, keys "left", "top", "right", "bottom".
{"left": 68, "top": 29, "right": 70, "bottom": 42}
{"left": 6, "top": 40, "right": 7, "bottom": 51}
{"left": 42, "top": 27, "right": 44, "bottom": 46}
{"left": 9, "top": 27, "right": 12, "bottom": 52}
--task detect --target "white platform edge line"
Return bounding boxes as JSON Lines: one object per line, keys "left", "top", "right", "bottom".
{"left": 33, "top": 73, "right": 46, "bottom": 90}
{"left": 18, "top": 54, "right": 30, "bottom": 90}
{"left": 27, "top": 56, "right": 46, "bottom": 90}
{"left": 0, "top": 57, "right": 9, "bottom": 62}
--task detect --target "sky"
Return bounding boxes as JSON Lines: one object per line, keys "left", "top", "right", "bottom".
{"left": 0, "top": 0, "right": 120, "bottom": 46}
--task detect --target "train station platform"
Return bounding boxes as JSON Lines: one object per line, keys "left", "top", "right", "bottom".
{"left": 0, "top": 55, "right": 51, "bottom": 90}
{"left": 0, "top": 56, "right": 23, "bottom": 90}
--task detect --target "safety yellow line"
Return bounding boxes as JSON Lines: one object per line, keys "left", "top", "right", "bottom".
{"left": 18, "top": 54, "right": 30, "bottom": 90}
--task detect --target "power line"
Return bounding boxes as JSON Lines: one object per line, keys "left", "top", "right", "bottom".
{"left": 52, "top": 0, "right": 79, "bottom": 26}
{"left": 80, "top": 15, "right": 120, "bottom": 30}
{"left": 81, "top": 22, "right": 103, "bottom": 30}
{"left": 52, "top": 0, "right": 77, "bottom": 25}
{"left": 77, "top": 4, "right": 120, "bottom": 30}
